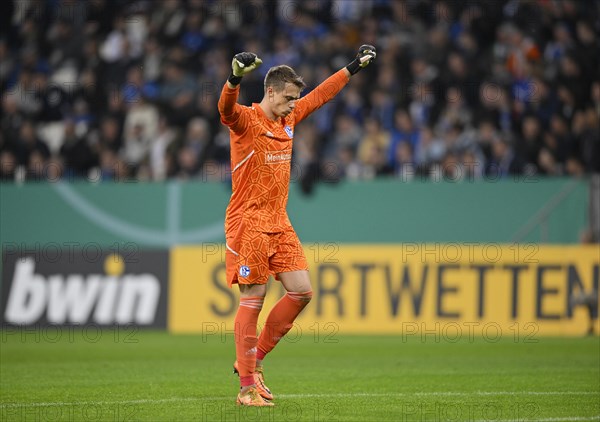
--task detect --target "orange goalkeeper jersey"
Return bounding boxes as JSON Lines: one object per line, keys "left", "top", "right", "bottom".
{"left": 218, "top": 69, "right": 349, "bottom": 239}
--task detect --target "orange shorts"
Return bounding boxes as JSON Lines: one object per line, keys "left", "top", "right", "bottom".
{"left": 225, "top": 228, "right": 309, "bottom": 286}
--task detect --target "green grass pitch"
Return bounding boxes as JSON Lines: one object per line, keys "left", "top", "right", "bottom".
{"left": 1, "top": 329, "right": 598, "bottom": 421}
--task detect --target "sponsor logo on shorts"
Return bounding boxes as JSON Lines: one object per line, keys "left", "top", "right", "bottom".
{"left": 239, "top": 265, "right": 251, "bottom": 277}
{"left": 265, "top": 150, "right": 292, "bottom": 164}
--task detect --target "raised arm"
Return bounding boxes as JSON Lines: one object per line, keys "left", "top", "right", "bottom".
{"left": 294, "top": 45, "right": 376, "bottom": 124}
{"left": 293, "top": 70, "right": 349, "bottom": 124}
{"left": 218, "top": 52, "right": 263, "bottom": 133}
{"left": 218, "top": 84, "right": 247, "bottom": 133}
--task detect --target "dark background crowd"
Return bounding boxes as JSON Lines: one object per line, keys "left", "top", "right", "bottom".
{"left": 1, "top": 0, "right": 599, "bottom": 188}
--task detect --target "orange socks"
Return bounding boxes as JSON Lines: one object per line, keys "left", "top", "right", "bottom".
{"left": 257, "top": 291, "right": 313, "bottom": 360}
{"left": 235, "top": 296, "right": 264, "bottom": 386}
{"left": 235, "top": 292, "right": 313, "bottom": 387}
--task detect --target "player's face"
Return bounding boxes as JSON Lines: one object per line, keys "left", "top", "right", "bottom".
{"left": 270, "top": 83, "right": 301, "bottom": 118}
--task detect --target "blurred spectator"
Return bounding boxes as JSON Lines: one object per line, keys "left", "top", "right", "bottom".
{"left": 1, "top": 94, "right": 26, "bottom": 148}
{"left": 565, "top": 154, "right": 585, "bottom": 178}
{"left": 506, "top": 26, "right": 541, "bottom": 80}
{"left": 123, "top": 123, "right": 152, "bottom": 169}
{"left": 180, "top": 10, "right": 207, "bottom": 56}
{"left": 435, "top": 86, "right": 472, "bottom": 135}
{"left": 369, "top": 89, "right": 395, "bottom": 132}
{"left": 592, "top": 81, "right": 600, "bottom": 116}
{"left": 516, "top": 115, "right": 544, "bottom": 171}
{"left": 487, "top": 135, "right": 524, "bottom": 178}
{"left": 211, "top": 126, "right": 232, "bottom": 166}
{"left": 441, "top": 51, "right": 480, "bottom": 107}
{"left": 47, "top": 18, "right": 82, "bottom": 69}
{"left": 474, "top": 119, "right": 499, "bottom": 165}
{"left": 149, "top": 116, "right": 177, "bottom": 181}
{"left": 100, "top": 15, "right": 128, "bottom": 64}
{"left": 442, "top": 122, "right": 476, "bottom": 156}
{"left": 0, "top": 150, "right": 18, "bottom": 181}
{"left": 10, "top": 68, "right": 41, "bottom": 117}
{"left": 0, "top": 39, "right": 15, "bottom": 91}
{"left": 168, "top": 116, "right": 212, "bottom": 180}
{"left": 474, "top": 81, "right": 512, "bottom": 133}
{"left": 543, "top": 23, "right": 573, "bottom": 79}
{"left": 440, "top": 151, "right": 462, "bottom": 182}
{"left": 121, "top": 69, "right": 160, "bottom": 165}
{"left": 175, "top": 146, "right": 200, "bottom": 180}
{"left": 357, "top": 117, "right": 390, "bottom": 167}
{"left": 556, "top": 84, "right": 577, "bottom": 123}
{"left": 59, "top": 119, "right": 97, "bottom": 178}
{"left": 360, "top": 143, "right": 393, "bottom": 180}
{"left": 46, "top": 157, "right": 64, "bottom": 182}
{"left": 392, "top": 141, "right": 416, "bottom": 181}
{"left": 414, "top": 125, "right": 445, "bottom": 169}
{"left": 557, "top": 54, "right": 586, "bottom": 108}
{"left": 76, "top": 67, "right": 106, "bottom": 116}
{"left": 389, "top": 110, "right": 419, "bottom": 166}
{"left": 462, "top": 148, "right": 485, "bottom": 181}
{"left": 337, "top": 146, "right": 362, "bottom": 181}
{"left": 294, "top": 124, "right": 322, "bottom": 195}
{"left": 14, "top": 120, "right": 50, "bottom": 166}
{"left": 142, "top": 37, "right": 164, "bottom": 82}
{"left": 578, "top": 108, "right": 600, "bottom": 173}
{"left": 574, "top": 20, "right": 599, "bottom": 83}
{"left": 546, "top": 113, "right": 572, "bottom": 164}
{"left": 261, "top": 34, "right": 300, "bottom": 73}
{"left": 524, "top": 77, "right": 559, "bottom": 129}
{"left": 327, "top": 115, "right": 362, "bottom": 161}
{"left": 181, "top": 117, "right": 212, "bottom": 169}
{"left": 159, "top": 61, "right": 197, "bottom": 126}
{"left": 98, "top": 148, "right": 130, "bottom": 182}
{"left": 538, "top": 147, "right": 562, "bottom": 176}
{"left": 95, "top": 116, "right": 124, "bottom": 153}
{"left": 26, "top": 149, "right": 49, "bottom": 182}
{"left": 150, "top": 0, "right": 186, "bottom": 46}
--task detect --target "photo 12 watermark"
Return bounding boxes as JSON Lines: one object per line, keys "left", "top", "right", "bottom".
{"left": 400, "top": 321, "right": 539, "bottom": 344}
{"left": 0, "top": 402, "right": 139, "bottom": 422}
{"left": 201, "top": 400, "right": 339, "bottom": 422}
{"left": 1, "top": 323, "right": 140, "bottom": 344}
{"left": 201, "top": 321, "right": 339, "bottom": 345}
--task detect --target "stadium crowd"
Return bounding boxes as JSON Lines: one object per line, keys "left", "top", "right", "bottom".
{"left": 0, "top": 0, "right": 599, "bottom": 187}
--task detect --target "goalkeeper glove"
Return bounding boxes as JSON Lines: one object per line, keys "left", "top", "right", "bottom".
{"left": 346, "top": 44, "right": 377, "bottom": 75}
{"left": 228, "top": 52, "right": 263, "bottom": 85}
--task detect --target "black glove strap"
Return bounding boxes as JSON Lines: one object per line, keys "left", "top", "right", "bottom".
{"left": 346, "top": 58, "right": 362, "bottom": 76}
{"left": 228, "top": 74, "right": 242, "bottom": 86}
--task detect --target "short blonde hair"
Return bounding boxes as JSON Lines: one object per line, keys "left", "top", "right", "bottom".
{"left": 264, "top": 65, "right": 306, "bottom": 92}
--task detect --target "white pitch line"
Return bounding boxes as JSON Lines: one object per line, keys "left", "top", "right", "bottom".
{"left": 278, "top": 391, "right": 599, "bottom": 398}
{"left": 476, "top": 417, "right": 600, "bottom": 422}
{"left": 0, "top": 397, "right": 207, "bottom": 409}
{"left": 1, "top": 391, "right": 597, "bottom": 409}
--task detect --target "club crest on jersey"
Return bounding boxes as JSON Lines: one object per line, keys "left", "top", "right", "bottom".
{"left": 239, "top": 265, "right": 250, "bottom": 277}
{"left": 284, "top": 125, "right": 293, "bottom": 138}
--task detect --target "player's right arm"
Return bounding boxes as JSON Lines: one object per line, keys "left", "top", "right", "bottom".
{"left": 218, "top": 52, "right": 263, "bottom": 133}
{"left": 218, "top": 83, "right": 247, "bottom": 133}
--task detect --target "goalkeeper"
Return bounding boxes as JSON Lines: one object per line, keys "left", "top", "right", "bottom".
{"left": 218, "top": 45, "right": 376, "bottom": 406}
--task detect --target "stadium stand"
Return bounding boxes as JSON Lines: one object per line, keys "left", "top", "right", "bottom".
{"left": 1, "top": 0, "right": 599, "bottom": 184}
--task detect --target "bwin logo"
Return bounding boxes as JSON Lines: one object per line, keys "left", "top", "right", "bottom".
{"left": 4, "top": 256, "right": 161, "bottom": 325}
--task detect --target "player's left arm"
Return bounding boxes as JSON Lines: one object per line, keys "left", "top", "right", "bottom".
{"left": 294, "top": 45, "right": 376, "bottom": 124}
